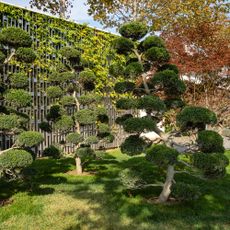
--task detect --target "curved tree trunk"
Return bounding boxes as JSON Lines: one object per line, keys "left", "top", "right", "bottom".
{"left": 75, "top": 157, "right": 83, "bottom": 175}
{"left": 158, "top": 165, "right": 175, "bottom": 203}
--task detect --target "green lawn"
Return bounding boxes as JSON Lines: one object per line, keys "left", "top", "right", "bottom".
{"left": 0, "top": 150, "right": 230, "bottom": 230}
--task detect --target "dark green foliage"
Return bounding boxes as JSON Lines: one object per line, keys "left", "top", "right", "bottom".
{"left": 137, "top": 95, "right": 166, "bottom": 112}
{"left": 116, "top": 98, "right": 138, "bottom": 110}
{"left": 119, "top": 22, "right": 148, "bottom": 41}
{"left": 38, "top": 122, "right": 52, "bottom": 132}
{"left": 48, "top": 72, "right": 76, "bottom": 83}
{"left": 177, "top": 106, "right": 217, "bottom": 130}
{"left": 17, "top": 131, "right": 44, "bottom": 147}
{"left": 75, "top": 147, "right": 95, "bottom": 160}
{"left": 164, "top": 98, "right": 185, "bottom": 109}
{"left": 66, "top": 132, "right": 83, "bottom": 145}
{"left": 75, "top": 109, "right": 97, "bottom": 125}
{"left": 15, "top": 48, "right": 36, "bottom": 63}
{"left": 97, "top": 114, "right": 109, "bottom": 123}
{"left": 124, "top": 62, "right": 143, "bottom": 78}
{"left": 78, "top": 70, "right": 96, "bottom": 91}
{"left": 115, "top": 114, "right": 133, "bottom": 125}
{"left": 193, "top": 152, "right": 229, "bottom": 178}
{"left": 158, "top": 64, "right": 179, "bottom": 74}
{"left": 197, "top": 130, "right": 224, "bottom": 153}
{"left": 95, "top": 107, "right": 107, "bottom": 116}
{"left": 46, "top": 86, "right": 63, "bottom": 98}
{"left": 104, "top": 133, "right": 115, "bottom": 143}
{"left": 0, "top": 27, "right": 32, "bottom": 48}
{"left": 85, "top": 135, "right": 99, "bottom": 145}
{"left": 152, "top": 70, "right": 186, "bottom": 96}
{"left": 0, "top": 114, "right": 19, "bottom": 130}
{"left": 109, "top": 62, "right": 125, "bottom": 77}
{"left": 0, "top": 50, "right": 6, "bottom": 63}
{"left": 4, "top": 89, "right": 32, "bottom": 108}
{"left": 146, "top": 144, "right": 179, "bottom": 167}
{"left": 59, "top": 47, "right": 80, "bottom": 64}
{"left": 46, "top": 105, "right": 62, "bottom": 121}
{"left": 120, "top": 135, "right": 148, "bottom": 156}
{"left": 123, "top": 117, "right": 156, "bottom": 133}
{"left": 114, "top": 81, "right": 135, "bottom": 94}
{"left": 43, "top": 145, "right": 61, "bottom": 159}
{"left": 78, "top": 93, "right": 102, "bottom": 105}
{"left": 142, "top": 36, "right": 165, "bottom": 50}
{"left": 54, "top": 115, "right": 74, "bottom": 132}
{"left": 145, "top": 47, "right": 170, "bottom": 63}
{"left": 172, "top": 182, "right": 201, "bottom": 201}
{"left": 113, "top": 37, "right": 134, "bottom": 54}
{"left": 60, "top": 96, "right": 75, "bottom": 106}
{"left": 98, "top": 123, "right": 110, "bottom": 135}
{"left": 10, "top": 72, "right": 28, "bottom": 88}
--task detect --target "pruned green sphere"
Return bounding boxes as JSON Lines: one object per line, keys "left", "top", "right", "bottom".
{"left": 115, "top": 114, "right": 133, "bottom": 125}
{"left": 79, "top": 70, "right": 96, "bottom": 82}
{"left": 75, "top": 109, "right": 97, "bottom": 125}
{"left": 46, "top": 105, "right": 63, "bottom": 121}
{"left": 123, "top": 117, "right": 156, "bottom": 133}
{"left": 17, "top": 131, "right": 44, "bottom": 147}
{"left": 109, "top": 62, "right": 125, "bottom": 77}
{"left": 59, "top": 47, "right": 80, "bottom": 64}
{"left": 120, "top": 135, "right": 148, "bottom": 156}
{"left": 114, "top": 81, "right": 135, "bottom": 94}
{"left": 113, "top": 37, "right": 134, "bottom": 55}
{"left": 75, "top": 147, "right": 95, "bottom": 160}
{"left": 98, "top": 123, "right": 110, "bottom": 134}
{"left": 146, "top": 144, "right": 179, "bottom": 167}
{"left": 15, "top": 48, "right": 36, "bottom": 63}
{"left": 142, "top": 36, "right": 165, "bottom": 50}
{"left": 78, "top": 93, "right": 102, "bottom": 105}
{"left": 197, "top": 130, "right": 224, "bottom": 153}
{"left": 125, "top": 62, "right": 143, "bottom": 78}
{"left": 46, "top": 86, "right": 63, "bottom": 98}
{"left": 119, "top": 22, "right": 148, "bottom": 40}
{"left": 60, "top": 96, "right": 75, "bottom": 106}
{"left": 145, "top": 47, "right": 170, "bottom": 63}
{"left": 0, "top": 114, "right": 19, "bottom": 130}
{"left": 0, "top": 27, "right": 32, "bottom": 48}
{"left": 116, "top": 98, "right": 138, "bottom": 110}
{"left": 38, "top": 122, "right": 52, "bottom": 133}
{"left": 66, "top": 132, "right": 83, "bottom": 145}
{"left": 85, "top": 135, "right": 99, "bottom": 145}
{"left": 177, "top": 106, "right": 217, "bottom": 130}
{"left": 43, "top": 145, "right": 61, "bottom": 159}
{"left": 158, "top": 64, "right": 179, "bottom": 74}
{"left": 54, "top": 115, "right": 74, "bottom": 132}
{"left": 48, "top": 72, "right": 76, "bottom": 83}
{"left": 95, "top": 107, "right": 107, "bottom": 116}
{"left": 10, "top": 72, "right": 28, "bottom": 88}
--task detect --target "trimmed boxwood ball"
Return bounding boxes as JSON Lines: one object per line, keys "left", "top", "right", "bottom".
{"left": 98, "top": 123, "right": 110, "bottom": 134}
{"left": 15, "top": 48, "right": 36, "bottom": 63}
{"left": 116, "top": 98, "right": 138, "bottom": 110}
{"left": 95, "top": 107, "right": 107, "bottom": 116}
{"left": 193, "top": 152, "right": 229, "bottom": 178}
{"left": 114, "top": 81, "right": 135, "bottom": 94}
{"left": 60, "top": 96, "right": 75, "bottom": 106}
{"left": 124, "top": 62, "right": 143, "bottom": 78}
{"left": 17, "top": 131, "right": 44, "bottom": 147}
{"left": 0, "top": 149, "right": 33, "bottom": 170}
{"left": 54, "top": 115, "right": 74, "bottom": 132}
{"left": 109, "top": 63, "right": 125, "bottom": 77}
{"left": 115, "top": 114, "right": 133, "bottom": 125}
{"left": 48, "top": 72, "right": 76, "bottom": 83}
{"left": 75, "top": 147, "right": 95, "bottom": 160}
{"left": 177, "top": 106, "right": 217, "bottom": 130}
{"left": 119, "top": 22, "right": 148, "bottom": 41}
{"left": 4, "top": 89, "right": 32, "bottom": 108}
{"left": 197, "top": 130, "right": 224, "bottom": 153}
{"left": 172, "top": 182, "right": 201, "bottom": 201}
{"left": 75, "top": 109, "right": 97, "bottom": 125}
{"left": 38, "top": 122, "right": 52, "bottom": 133}
{"left": 142, "top": 36, "right": 165, "bottom": 50}
{"left": 66, "top": 132, "right": 83, "bottom": 145}
{"left": 0, "top": 50, "right": 6, "bottom": 63}
{"left": 137, "top": 95, "right": 166, "bottom": 112}
{"left": 0, "top": 27, "right": 32, "bottom": 48}
{"left": 78, "top": 93, "right": 102, "bottom": 106}
{"left": 123, "top": 117, "right": 156, "bottom": 133}
{"left": 120, "top": 135, "right": 148, "bottom": 156}
{"left": 46, "top": 86, "right": 63, "bottom": 98}
{"left": 146, "top": 144, "right": 179, "bottom": 167}
{"left": 158, "top": 64, "right": 179, "bottom": 74}
{"left": 0, "top": 114, "right": 19, "bottom": 130}
{"left": 113, "top": 37, "right": 134, "bottom": 54}
{"left": 85, "top": 135, "right": 99, "bottom": 145}
{"left": 10, "top": 72, "right": 28, "bottom": 88}
{"left": 59, "top": 47, "right": 80, "bottom": 63}
{"left": 164, "top": 98, "right": 185, "bottom": 109}
{"left": 43, "top": 145, "right": 61, "bottom": 159}
{"left": 145, "top": 47, "right": 170, "bottom": 63}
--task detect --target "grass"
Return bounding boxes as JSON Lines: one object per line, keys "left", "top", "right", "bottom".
{"left": 0, "top": 149, "right": 230, "bottom": 230}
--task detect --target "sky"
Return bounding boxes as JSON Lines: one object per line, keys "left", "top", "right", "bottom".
{"left": 1, "top": 0, "right": 116, "bottom": 33}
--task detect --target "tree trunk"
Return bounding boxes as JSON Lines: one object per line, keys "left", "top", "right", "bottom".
{"left": 75, "top": 157, "right": 83, "bottom": 175}
{"left": 158, "top": 165, "right": 175, "bottom": 203}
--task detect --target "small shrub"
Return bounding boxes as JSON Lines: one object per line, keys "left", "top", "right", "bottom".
{"left": 97, "top": 114, "right": 109, "bottom": 123}
{"left": 17, "top": 131, "right": 44, "bottom": 147}
{"left": 59, "top": 47, "right": 80, "bottom": 63}
{"left": 38, "top": 122, "right": 52, "bottom": 132}
{"left": 172, "top": 182, "right": 201, "bottom": 201}
{"left": 75, "top": 147, "right": 95, "bottom": 161}
{"left": 10, "top": 72, "right": 28, "bottom": 88}
{"left": 78, "top": 93, "right": 102, "bottom": 105}
{"left": 66, "top": 132, "right": 83, "bottom": 145}
{"left": 75, "top": 109, "right": 97, "bottom": 125}
{"left": 85, "top": 135, "right": 99, "bottom": 145}
{"left": 109, "top": 63, "right": 125, "bottom": 77}
{"left": 60, "top": 96, "right": 75, "bottom": 106}
{"left": 145, "top": 47, "right": 170, "bottom": 63}
{"left": 114, "top": 81, "right": 135, "bottom": 94}
{"left": 43, "top": 145, "right": 61, "bottom": 159}
{"left": 0, "top": 114, "right": 19, "bottom": 130}
{"left": 15, "top": 48, "right": 36, "bottom": 63}
{"left": 137, "top": 95, "right": 166, "bottom": 111}
{"left": 116, "top": 98, "right": 138, "bottom": 110}
{"left": 197, "top": 130, "right": 224, "bottom": 153}
{"left": 124, "top": 62, "right": 143, "bottom": 78}
{"left": 113, "top": 37, "right": 134, "bottom": 54}
{"left": 46, "top": 86, "right": 63, "bottom": 98}
{"left": 46, "top": 105, "right": 63, "bottom": 121}
{"left": 142, "top": 36, "right": 165, "bottom": 50}
{"left": 54, "top": 115, "right": 74, "bottom": 132}
{"left": 49, "top": 72, "right": 76, "bottom": 83}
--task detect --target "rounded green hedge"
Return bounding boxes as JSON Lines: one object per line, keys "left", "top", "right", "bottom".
{"left": 116, "top": 98, "right": 138, "bottom": 110}
{"left": 60, "top": 96, "right": 75, "bottom": 106}
{"left": 46, "top": 105, "right": 62, "bottom": 121}
{"left": 0, "top": 114, "right": 19, "bottom": 130}
{"left": 114, "top": 81, "right": 135, "bottom": 94}
{"left": 59, "top": 47, "right": 80, "bottom": 64}
{"left": 17, "top": 131, "right": 44, "bottom": 147}
{"left": 15, "top": 48, "right": 36, "bottom": 63}
{"left": 75, "top": 147, "right": 95, "bottom": 160}
{"left": 54, "top": 115, "right": 74, "bottom": 132}
{"left": 0, "top": 149, "right": 33, "bottom": 170}
{"left": 10, "top": 72, "right": 28, "bottom": 88}
{"left": 120, "top": 135, "right": 148, "bottom": 156}
{"left": 145, "top": 47, "right": 170, "bottom": 63}
{"left": 197, "top": 130, "right": 224, "bottom": 153}
{"left": 142, "top": 36, "right": 165, "bottom": 50}
{"left": 75, "top": 109, "right": 97, "bottom": 125}
{"left": 38, "top": 122, "right": 52, "bottom": 133}
{"left": 78, "top": 93, "right": 102, "bottom": 105}
{"left": 177, "top": 106, "right": 217, "bottom": 130}
{"left": 85, "top": 135, "right": 99, "bottom": 145}
{"left": 158, "top": 64, "right": 179, "bottom": 74}
{"left": 66, "top": 132, "right": 83, "bottom": 145}
{"left": 124, "top": 62, "right": 143, "bottom": 78}
{"left": 46, "top": 86, "right": 63, "bottom": 98}
{"left": 109, "top": 62, "right": 125, "bottom": 77}
{"left": 113, "top": 37, "right": 134, "bottom": 54}
{"left": 146, "top": 144, "right": 179, "bottom": 167}
{"left": 43, "top": 145, "right": 61, "bottom": 159}
{"left": 119, "top": 22, "right": 148, "bottom": 40}
{"left": 49, "top": 72, "right": 76, "bottom": 83}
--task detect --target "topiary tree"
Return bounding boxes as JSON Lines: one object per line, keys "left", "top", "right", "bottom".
{"left": 111, "top": 21, "right": 229, "bottom": 203}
